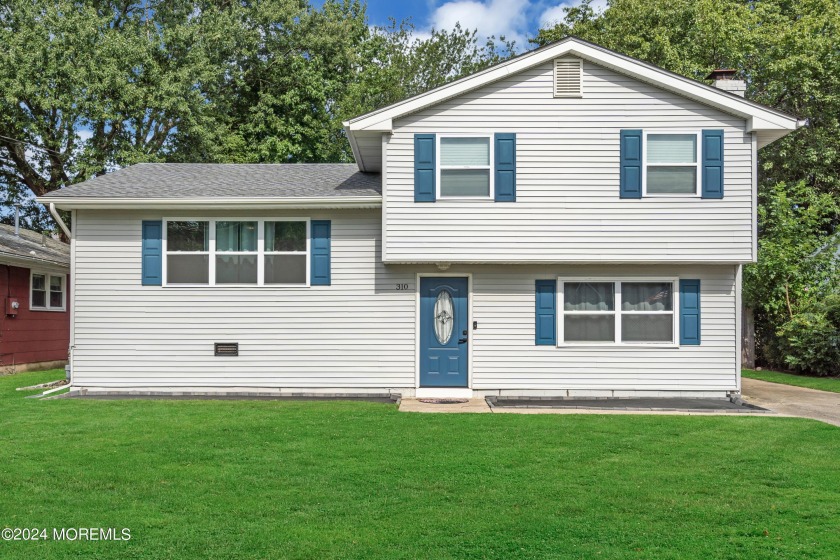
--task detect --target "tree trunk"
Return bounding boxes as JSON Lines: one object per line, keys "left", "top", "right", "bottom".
{"left": 742, "top": 306, "right": 756, "bottom": 369}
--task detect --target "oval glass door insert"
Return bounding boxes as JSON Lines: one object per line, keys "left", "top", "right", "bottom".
{"left": 434, "top": 290, "right": 455, "bottom": 344}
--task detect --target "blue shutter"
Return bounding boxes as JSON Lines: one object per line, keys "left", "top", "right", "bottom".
{"left": 494, "top": 133, "right": 516, "bottom": 202}
{"left": 310, "top": 220, "right": 331, "bottom": 286}
{"left": 702, "top": 130, "right": 724, "bottom": 199}
{"left": 414, "top": 134, "right": 436, "bottom": 202}
{"left": 620, "top": 129, "right": 643, "bottom": 199}
{"left": 141, "top": 220, "right": 162, "bottom": 286}
{"left": 535, "top": 280, "right": 557, "bottom": 345}
{"left": 679, "top": 279, "right": 701, "bottom": 345}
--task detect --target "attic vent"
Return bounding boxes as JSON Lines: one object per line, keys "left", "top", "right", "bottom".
{"left": 214, "top": 342, "right": 239, "bottom": 357}
{"left": 554, "top": 58, "right": 582, "bottom": 97}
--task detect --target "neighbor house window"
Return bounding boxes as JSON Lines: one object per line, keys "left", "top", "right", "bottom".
{"left": 439, "top": 136, "right": 492, "bottom": 197}
{"left": 559, "top": 279, "right": 676, "bottom": 344}
{"left": 164, "top": 219, "right": 308, "bottom": 286}
{"left": 31, "top": 272, "right": 65, "bottom": 311}
{"left": 644, "top": 133, "right": 700, "bottom": 195}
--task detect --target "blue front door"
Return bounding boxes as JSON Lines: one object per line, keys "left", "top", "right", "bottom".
{"left": 420, "top": 277, "right": 469, "bottom": 388}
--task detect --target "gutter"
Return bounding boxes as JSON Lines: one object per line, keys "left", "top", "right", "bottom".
{"left": 48, "top": 203, "right": 71, "bottom": 238}
{"left": 37, "top": 196, "right": 383, "bottom": 211}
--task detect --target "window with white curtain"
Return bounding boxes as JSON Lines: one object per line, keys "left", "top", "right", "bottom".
{"left": 559, "top": 279, "right": 676, "bottom": 344}
{"left": 645, "top": 133, "right": 699, "bottom": 195}
{"left": 164, "top": 219, "right": 309, "bottom": 286}
{"left": 439, "top": 136, "right": 492, "bottom": 197}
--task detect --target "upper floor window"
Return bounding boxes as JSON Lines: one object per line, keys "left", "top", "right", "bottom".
{"left": 644, "top": 133, "right": 700, "bottom": 195}
{"left": 31, "top": 272, "right": 65, "bottom": 311}
{"left": 164, "top": 219, "right": 309, "bottom": 286}
{"left": 438, "top": 136, "right": 492, "bottom": 198}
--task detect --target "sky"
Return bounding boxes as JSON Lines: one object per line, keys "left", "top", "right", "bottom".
{"left": 360, "top": 0, "right": 607, "bottom": 51}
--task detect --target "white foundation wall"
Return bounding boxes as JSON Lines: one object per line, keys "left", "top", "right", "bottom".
{"left": 71, "top": 209, "right": 418, "bottom": 389}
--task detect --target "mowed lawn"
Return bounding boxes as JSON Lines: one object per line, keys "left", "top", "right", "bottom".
{"left": 1, "top": 371, "right": 839, "bottom": 560}
{"left": 742, "top": 368, "right": 840, "bottom": 394}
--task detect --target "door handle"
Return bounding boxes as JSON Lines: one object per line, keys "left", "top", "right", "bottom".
{"left": 458, "top": 337, "right": 468, "bottom": 344}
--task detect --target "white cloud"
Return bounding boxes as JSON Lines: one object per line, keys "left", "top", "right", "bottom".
{"left": 538, "top": 0, "right": 607, "bottom": 30}
{"left": 427, "top": 0, "right": 531, "bottom": 49}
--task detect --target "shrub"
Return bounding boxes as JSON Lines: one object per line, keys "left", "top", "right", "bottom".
{"left": 775, "top": 294, "right": 840, "bottom": 376}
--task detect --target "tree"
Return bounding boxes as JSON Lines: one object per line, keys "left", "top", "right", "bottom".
{"left": 0, "top": 0, "right": 249, "bottom": 229}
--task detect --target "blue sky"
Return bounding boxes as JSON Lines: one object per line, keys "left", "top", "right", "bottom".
{"left": 357, "top": 0, "right": 606, "bottom": 51}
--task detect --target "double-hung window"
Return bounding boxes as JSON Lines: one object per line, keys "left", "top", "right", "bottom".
{"left": 438, "top": 136, "right": 492, "bottom": 198}
{"left": 216, "top": 221, "right": 258, "bottom": 284}
{"left": 164, "top": 219, "right": 309, "bottom": 286}
{"left": 264, "top": 221, "right": 307, "bottom": 284}
{"left": 644, "top": 133, "right": 700, "bottom": 195}
{"left": 31, "top": 272, "right": 65, "bottom": 311}
{"left": 166, "top": 221, "right": 210, "bottom": 284}
{"left": 559, "top": 280, "right": 676, "bottom": 345}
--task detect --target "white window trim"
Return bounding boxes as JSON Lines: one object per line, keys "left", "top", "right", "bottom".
{"left": 436, "top": 133, "right": 494, "bottom": 200}
{"left": 557, "top": 277, "right": 679, "bottom": 347}
{"left": 162, "top": 218, "right": 310, "bottom": 288}
{"left": 642, "top": 131, "right": 702, "bottom": 197}
{"left": 30, "top": 271, "right": 66, "bottom": 312}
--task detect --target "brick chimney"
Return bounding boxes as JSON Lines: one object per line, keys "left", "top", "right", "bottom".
{"left": 706, "top": 69, "right": 745, "bottom": 97}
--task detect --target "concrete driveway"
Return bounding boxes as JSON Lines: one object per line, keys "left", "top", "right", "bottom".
{"left": 741, "top": 378, "right": 840, "bottom": 427}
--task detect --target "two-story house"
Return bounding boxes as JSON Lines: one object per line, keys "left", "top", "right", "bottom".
{"left": 39, "top": 38, "right": 800, "bottom": 399}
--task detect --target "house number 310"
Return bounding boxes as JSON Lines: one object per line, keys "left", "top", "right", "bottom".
{"left": 396, "top": 283, "right": 410, "bottom": 291}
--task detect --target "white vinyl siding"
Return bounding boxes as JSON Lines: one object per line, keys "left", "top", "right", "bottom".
{"left": 470, "top": 265, "right": 738, "bottom": 393}
{"left": 383, "top": 59, "right": 754, "bottom": 263}
{"left": 71, "top": 212, "right": 737, "bottom": 394}
{"left": 72, "top": 209, "right": 417, "bottom": 389}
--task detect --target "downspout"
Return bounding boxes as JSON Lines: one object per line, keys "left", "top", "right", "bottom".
{"left": 48, "top": 202, "right": 74, "bottom": 387}
{"left": 48, "top": 203, "right": 71, "bottom": 239}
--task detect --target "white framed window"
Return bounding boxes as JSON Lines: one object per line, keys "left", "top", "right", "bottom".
{"left": 558, "top": 278, "right": 677, "bottom": 346}
{"left": 643, "top": 132, "right": 701, "bottom": 196}
{"left": 163, "top": 218, "right": 309, "bottom": 287}
{"left": 437, "top": 135, "right": 493, "bottom": 199}
{"left": 30, "top": 271, "right": 66, "bottom": 311}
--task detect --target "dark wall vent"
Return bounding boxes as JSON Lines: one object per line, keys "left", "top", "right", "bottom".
{"left": 214, "top": 342, "right": 239, "bottom": 357}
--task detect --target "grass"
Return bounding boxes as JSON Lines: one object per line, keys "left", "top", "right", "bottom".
{"left": 743, "top": 368, "right": 840, "bottom": 394}
{"left": 1, "top": 370, "right": 839, "bottom": 560}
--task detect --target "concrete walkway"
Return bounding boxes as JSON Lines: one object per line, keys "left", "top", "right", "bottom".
{"left": 741, "top": 378, "right": 840, "bottom": 427}
{"left": 399, "top": 396, "right": 764, "bottom": 417}
{"left": 399, "top": 398, "right": 491, "bottom": 413}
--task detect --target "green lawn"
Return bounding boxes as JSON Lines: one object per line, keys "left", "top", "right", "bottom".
{"left": 743, "top": 368, "right": 840, "bottom": 394}
{"left": 1, "top": 370, "right": 839, "bottom": 560}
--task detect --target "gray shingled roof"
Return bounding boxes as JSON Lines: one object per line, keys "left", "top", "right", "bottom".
{"left": 0, "top": 224, "right": 70, "bottom": 267}
{"left": 42, "top": 163, "right": 382, "bottom": 199}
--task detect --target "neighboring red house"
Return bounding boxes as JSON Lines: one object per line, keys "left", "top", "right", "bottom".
{"left": 0, "top": 223, "right": 70, "bottom": 372}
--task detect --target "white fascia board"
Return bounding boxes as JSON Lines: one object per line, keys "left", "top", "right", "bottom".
{"left": 345, "top": 125, "right": 367, "bottom": 172}
{"left": 346, "top": 39, "right": 799, "bottom": 134}
{"left": 37, "top": 196, "right": 382, "bottom": 211}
